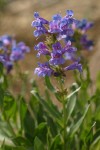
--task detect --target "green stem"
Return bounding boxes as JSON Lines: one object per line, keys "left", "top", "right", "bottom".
{"left": 63, "top": 99, "right": 66, "bottom": 150}
{"left": 58, "top": 77, "right": 66, "bottom": 150}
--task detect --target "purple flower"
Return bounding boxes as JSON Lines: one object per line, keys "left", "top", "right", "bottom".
{"left": 32, "top": 20, "right": 42, "bottom": 27}
{"left": 0, "top": 41, "right": 4, "bottom": 50}
{"left": 32, "top": 12, "right": 49, "bottom": 37}
{"left": 64, "top": 62, "right": 82, "bottom": 72}
{"left": 0, "top": 56, "right": 5, "bottom": 64}
{"left": 10, "top": 41, "right": 30, "bottom": 61}
{"left": 80, "top": 35, "right": 93, "bottom": 50}
{"left": 60, "top": 10, "right": 75, "bottom": 29}
{"left": 52, "top": 14, "right": 62, "bottom": 21}
{"left": 64, "top": 41, "right": 77, "bottom": 56}
{"left": 17, "top": 42, "right": 30, "bottom": 53}
{"left": 64, "top": 41, "right": 77, "bottom": 53}
{"left": 58, "top": 11, "right": 76, "bottom": 40}
{"left": 48, "top": 21, "right": 61, "bottom": 33}
{"left": 34, "top": 27, "right": 48, "bottom": 37}
{"left": 34, "top": 12, "right": 40, "bottom": 18}
{"left": 10, "top": 51, "right": 24, "bottom": 61}
{"left": 0, "top": 35, "right": 12, "bottom": 47}
{"left": 75, "top": 19, "right": 93, "bottom": 32}
{"left": 64, "top": 41, "right": 79, "bottom": 61}
{"left": 0, "top": 35, "right": 12, "bottom": 51}
{"left": 5, "top": 61, "right": 13, "bottom": 73}
{"left": 49, "top": 42, "right": 65, "bottom": 65}
{"left": 0, "top": 34, "right": 30, "bottom": 73}
{"left": 34, "top": 42, "right": 50, "bottom": 57}
{"left": 57, "top": 28, "right": 74, "bottom": 40}
{"left": 48, "top": 14, "right": 62, "bottom": 33}
{"left": 0, "top": 55, "right": 13, "bottom": 73}
{"left": 32, "top": 12, "right": 49, "bottom": 26}
{"left": 66, "top": 10, "right": 74, "bottom": 17}
{"left": 34, "top": 62, "right": 53, "bottom": 77}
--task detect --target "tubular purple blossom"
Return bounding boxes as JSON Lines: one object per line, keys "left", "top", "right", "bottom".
{"left": 34, "top": 62, "right": 53, "bottom": 77}
{"left": 49, "top": 42, "right": 65, "bottom": 65}
{"left": 34, "top": 42, "right": 50, "bottom": 57}
{"left": 64, "top": 62, "right": 82, "bottom": 72}
{"left": 10, "top": 51, "right": 24, "bottom": 61}
{"left": 32, "top": 12, "right": 49, "bottom": 37}
{"left": 75, "top": 19, "right": 93, "bottom": 32}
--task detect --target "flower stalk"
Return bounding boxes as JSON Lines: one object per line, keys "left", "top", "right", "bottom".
{"left": 58, "top": 77, "right": 67, "bottom": 150}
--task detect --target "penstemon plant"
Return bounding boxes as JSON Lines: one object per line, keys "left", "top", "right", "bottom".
{"left": 32, "top": 10, "right": 83, "bottom": 150}
{"left": 1, "top": 9, "right": 100, "bottom": 150}
{"left": 31, "top": 10, "right": 93, "bottom": 150}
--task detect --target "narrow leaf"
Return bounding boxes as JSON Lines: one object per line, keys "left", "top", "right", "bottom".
{"left": 67, "top": 86, "right": 81, "bottom": 99}
{"left": 70, "top": 104, "right": 90, "bottom": 137}
{"left": 66, "top": 94, "right": 76, "bottom": 122}
{"left": 45, "top": 76, "right": 55, "bottom": 92}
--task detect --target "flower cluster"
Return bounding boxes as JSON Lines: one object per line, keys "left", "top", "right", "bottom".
{"left": 32, "top": 10, "right": 75, "bottom": 39}
{"left": 0, "top": 35, "right": 30, "bottom": 73}
{"left": 32, "top": 10, "right": 83, "bottom": 77}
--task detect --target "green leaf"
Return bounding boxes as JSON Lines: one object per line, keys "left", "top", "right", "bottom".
{"left": 90, "top": 136, "right": 100, "bottom": 150}
{"left": 1, "top": 139, "right": 5, "bottom": 149}
{"left": 3, "top": 93, "right": 17, "bottom": 119}
{"left": 44, "top": 77, "right": 63, "bottom": 102}
{"left": 0, "top": 121, "right": 12, "bottom": 138}
{"left": 31, "top": 91, "right": 63, "bottom": 127}
{"left": 84, "top": 122, "right": 96, "bottom": 146}
{"left": 45, "top": 90, "right": 53, "bottom": 105}
{"left": 18, "top": 97, "right": 27, "bottom": 131}
{"left": 34, "top": 137, "right": 45, "bottom": 150}
{"left": 47, "top": 116, "right": 58, "bottom": 137}
{"left": 66, "top": 93, "right": 77, "bottom": 122}
{"left": 24, "top": 111, "right": 35, "bottom": 140}
{"left": 50, "top": 134, "right": 62, "bottom": 150}
{"left": 34, "top": 122, "right": 47, "bottom": 135}
{"left": 67, "top": 86, "right": 81, "bottom": 99}
{"left": 66, "top": 84, "right": 80, "bottom": 123}
{"left": 45, "top": 76, "right": 55, "bottom": 92}
{"left": 54, "top": 92, "right": 62, "bottom": 102}
{"left": 45, "top": 90, "right": 62, "bottom": 117}
{"left": 34, "top": 122, "right": 47, "bottom": 144}
{"left": 69, "top": 104, "right": 90, "bottom": 137}
{"left": 40, "top": 98, "right": 63, "bottom": 127}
